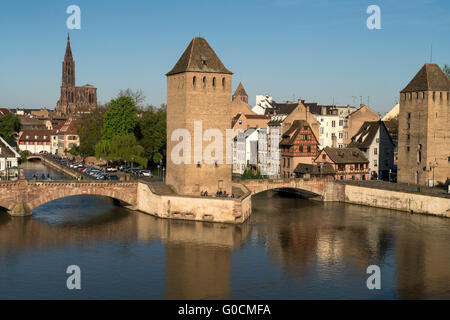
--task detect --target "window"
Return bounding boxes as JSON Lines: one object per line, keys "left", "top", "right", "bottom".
{"left": 193, "top": 76, "right": 196, "bottom": 87}
{"left": 332, "top": 120, "right": 336, "bottom": 127}
{"left": 407, "top": 146, "right": 410, "bottom": 152}
{"left": 407, "top": 134, "right": 410, "bottom": 141}
{"left": 239, "top": 120, "right": 242, "bottom": 124}
{"left": 374, "top": 160, "right": 378, "bottom": 167}
{"left": 322, "top": 154, "right": 326, "bottom": 160}
{"left": 222, "top": 78, "right": 225, "bottom": 88}
{"left": 320, "top": 127, "right": 324, "bottom": 134}
{"left": 407, "top": 112, "right": 411, "bottom": 119}
{"left": 202, "top": 77, "right": 206, "bottom": 88}
{"left": 339, "top": 120, "right": 343, "bottom": 126}
{"left": 374, "top": 148, "right": 377, "bottom": 155}
{"left": 307, "top": 146, "right": 311, "bottom": 153}
{"left": 196, "top": 162, "right": 201, "bottom": 168}
{"left": 212, "top": 77, "right": 216, "bottom": 88}
{"left": 339, "top": 132, "right": 343, "bottom": 139}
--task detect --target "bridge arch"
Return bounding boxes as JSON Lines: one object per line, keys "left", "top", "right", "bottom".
{"left": 26, "top": 182, "right": 138, "bottom": 212}
{"left": 240, "top": 178, "right": 330, "bottom": 199}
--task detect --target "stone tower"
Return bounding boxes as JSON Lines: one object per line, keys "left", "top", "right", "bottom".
{"left": 56, "top": 34, "right": 98, "bottom": 115}
{"left": 166, "top": 37, "right": 233, "bottom": 195}
{"left": 398, "top": 63, "right": 450, "bottom": 185}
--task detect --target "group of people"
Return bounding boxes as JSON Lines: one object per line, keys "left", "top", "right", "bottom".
{"left": 200, "top": 190, "right": 235, "bottom": 198}
{"left": 32, "top": 173, "right": 51, "bottom": 180}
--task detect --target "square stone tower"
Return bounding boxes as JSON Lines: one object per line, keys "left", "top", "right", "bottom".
{"left": 166, "top": 37, "right": 233, "bottom": 195}
{"left": 398, "top": 63, "right": 450, "bottom": 185}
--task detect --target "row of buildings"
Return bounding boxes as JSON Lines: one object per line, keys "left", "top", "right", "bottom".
{"left": 230, "top": 82, "right": 395, "bottom": 181}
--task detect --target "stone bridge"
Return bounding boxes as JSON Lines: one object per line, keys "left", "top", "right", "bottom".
{"left": 239, "top": 177, "right": 344, "bottom": 201}
{"left": 0, "top": 180, "right": 138, "bottom": 216}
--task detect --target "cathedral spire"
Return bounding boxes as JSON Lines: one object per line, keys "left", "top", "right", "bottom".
{"left": 65, "top": 34, "right": 73, "bottom": 59}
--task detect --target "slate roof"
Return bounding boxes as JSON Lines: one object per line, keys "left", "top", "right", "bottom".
{"left": 348, "top": 121, "right": 394, "bottom": 149}
{"left": 401, "top": 63, "right": 450, "bottom": 93}
{"left": 0, "top": 136, "right": 20, "bottom": 158}
{"left": 347, "top": 121, "right": 380, "bottom": 149}
{"left": 294, "top": 163, "right": 335, "bottom": 175}
{"left": 319, "top": 147, "right": 369, "bottom": 164}
{"left": 166, "top": 37, "right": 232, "bottom": 76}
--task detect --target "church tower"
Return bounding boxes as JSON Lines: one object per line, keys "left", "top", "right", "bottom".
{"left": 166, "top": 37, "right": 233, "bottom": 195}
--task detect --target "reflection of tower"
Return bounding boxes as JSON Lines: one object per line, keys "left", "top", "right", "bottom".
{"left": 165, "top": 244, "right": 231, "bottom": 299}
{"left": 166, "top": 37, "right": 233, "bottom": 195}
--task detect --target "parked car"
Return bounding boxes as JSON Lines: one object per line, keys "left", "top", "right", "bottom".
{"left": 140, "top": 170, "right": 152, "bottom": 177}
{"left": 106, "top": 167, "right": 118, "bottom": 172}
{"left": 108, "top": 175, "right": 120, "bottom": 181}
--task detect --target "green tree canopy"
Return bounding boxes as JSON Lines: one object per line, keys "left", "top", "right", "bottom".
{"left": 0, "top": 113, "right": 21, "bottom": 142}
{"left": 102, "top": 96, "right": 138, "bottom": 140}
{"left": 76, "top": 107, "right": 105, "bottom": 156}
{"left": 137, "top": 106, "right": 166, "bottom": 164}
{"left": 95, "top": 134, "right": 147, "bottom": 168}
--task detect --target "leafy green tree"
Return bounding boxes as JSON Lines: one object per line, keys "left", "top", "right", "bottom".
{"left": 443, "top": 64, "right": 450, "bottom": 77}
{"left": 76, "top": 107, "right": 105, "bottom": 156}
{"left": 137, "top": 106, "right": 166, "bottom": 165}
{"left": 102, "top": 96, "right": 138, "bottom": 140}
{"left": 0, "top": 113, "right": 21, "bottom": 142}
{"left": 95, "top": 134, "right": 147, "bottom": 168}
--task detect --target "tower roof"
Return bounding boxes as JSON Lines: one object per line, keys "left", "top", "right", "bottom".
{"left": 166, "top": 37, "right": 232, "bottom": 76}
{"left": 65, "top": 34, "right": 73, "bottom": 59}
{"left": 233, "top": 82, "right": 248, "bottom": 97}
{"left": 401, "top": 63, "right": 450, "bottom": 93}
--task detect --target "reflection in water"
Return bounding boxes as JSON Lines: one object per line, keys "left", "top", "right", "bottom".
{"left": 0, "top": 188, "right": 449, "bottom": 299}
{"left": 21, "top": 159, "right": 72, "bottom": 180}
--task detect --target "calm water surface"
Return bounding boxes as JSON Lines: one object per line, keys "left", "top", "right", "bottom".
{"left": 0, "top": 161, "right": 449, "bottom": 299}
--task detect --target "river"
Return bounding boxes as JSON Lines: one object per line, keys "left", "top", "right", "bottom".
{"left": 0, "top": 160, "right": 448, "bottom": 299}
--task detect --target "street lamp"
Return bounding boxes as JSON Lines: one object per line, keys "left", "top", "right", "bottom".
{"left": 429, "top": 161, "right": 438, "bottom": 187}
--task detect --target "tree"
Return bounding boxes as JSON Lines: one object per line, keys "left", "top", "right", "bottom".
{"left": 443, "top": 64, "right": 450, "bottom": 78}
{"left": 0, "top": 113, "right": 21, "bottom": 142}
{"left": 137, "top": 106, "right": 166, "bottom": 164}
{"left": 76, "top": 107, "right": 105, "bottom": 156}
{"left": 117, "top": 88, "right": 146, "bottom": 111}
{"left": 95, "top": 134, "right": 147, "bottom": 168}
{"left": 102, "top": 96, "right": 138, "bottom": 140}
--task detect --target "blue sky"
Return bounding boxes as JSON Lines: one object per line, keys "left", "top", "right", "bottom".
{"left": 0, "top": 0, "right": 449, "bottom": 115}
